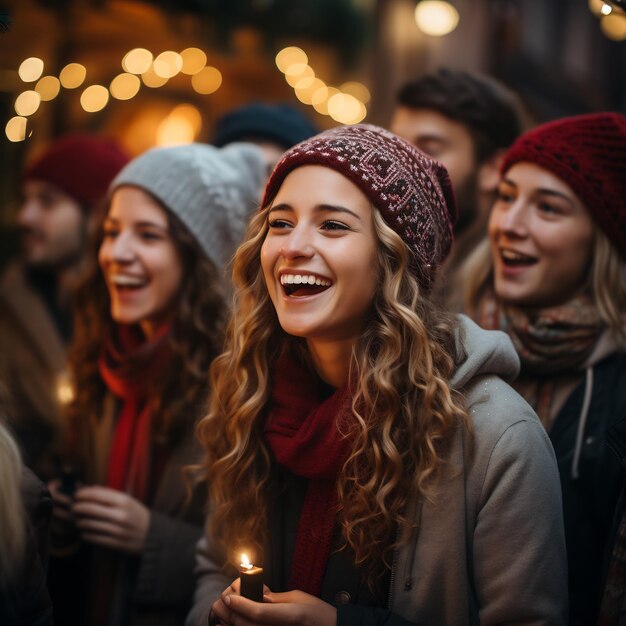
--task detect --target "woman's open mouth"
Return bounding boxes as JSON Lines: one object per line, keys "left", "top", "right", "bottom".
{"left": 499, "top": 249, "right": 538, "bottom": 268}
{"left": 280, "top": 273, "right": 332, "bottom": 297}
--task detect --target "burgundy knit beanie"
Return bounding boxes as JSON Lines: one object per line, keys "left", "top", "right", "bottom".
{"left": 262, "top": 124, "right": 456, "bottom": 291}
{"left": 501, "top": 112, "right": 626, "bottom": 258}
{"left": 24, "top": 134, "right": 129, "bottom": 211}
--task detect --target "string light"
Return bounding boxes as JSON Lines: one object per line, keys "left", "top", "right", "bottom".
{"left": 35, "top": 76, "right": 60, "bottom": 101}
{"left": 80, "top": 85, "right": 109, "bottom": 112}
{"left": 414, "top": 1, "right": 460, "bottom": 36}
{"left": 191, "top": 66, "right": 222, "bottom": 94}
{"left": 59, "top": 63, "right": 86, "bottom": 89}
{"left": 14, "top": 90, "right": 41, "bottom": 116}
{"left": 153, "top": 51, "right": 183, "bottom": 79}
{"left": 110, "top": 73, "right": 141, "bottom": 100}
{"left": 122, "top": 48, "right": 153, "bottom": 74}
{"left": 180, "top": 48, "right": 207, "bottom": 75}
{"left": 18, "top": 58, "right": 44, "bottom": 82}
{"left": 5, "top": 116, "right": 30, "bottom": 142}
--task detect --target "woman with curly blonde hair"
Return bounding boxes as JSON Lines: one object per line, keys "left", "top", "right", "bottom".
{"left": 464, "top": 112, "right": 626, "bottom": 626}
{"left": 189, "top": 125, "right": 567, "bottom": 626}
{"left": 47, "top": 142, "right": 266, "bottom": 626}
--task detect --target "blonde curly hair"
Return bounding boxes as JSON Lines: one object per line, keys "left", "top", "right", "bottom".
{"left": 196, "top": 203, "right": 469, "bottom": 581}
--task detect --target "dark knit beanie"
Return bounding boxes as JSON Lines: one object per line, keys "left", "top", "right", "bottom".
{"left": 24, "top": 134, "right": 129, "bottom": 210}
{"left": 501, "top": 112, "right": 626, "bottom": 258}
{"left": 212, "top": 102, "right": 318, "bottom": 150}
{"left": 262, "top": 124, "right": 456, "bottom": 291}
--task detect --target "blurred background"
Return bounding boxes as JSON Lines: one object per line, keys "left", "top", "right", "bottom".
{"left": 1, "top": 0, "right": 625, "bottom": 262}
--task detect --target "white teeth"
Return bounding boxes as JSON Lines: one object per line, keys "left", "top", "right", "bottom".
{"left": 111, "top": 274, "right": 146, "bottom": 287}
{"left": 280, "top": 274, "right": 331, "bottom": 287}
{"left": 501, "top": 249, "right": 534, "bottom": 262}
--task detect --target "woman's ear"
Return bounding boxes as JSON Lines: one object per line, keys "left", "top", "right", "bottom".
{"left": 477, "top": 149, "right": 506, "bottom": 194}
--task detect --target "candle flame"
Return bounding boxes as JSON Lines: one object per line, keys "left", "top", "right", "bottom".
{"left": 240, "top": 553, "right": 252, "bottom": 570}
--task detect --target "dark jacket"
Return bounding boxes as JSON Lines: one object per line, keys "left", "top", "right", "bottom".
{"left": 0, "top": 468, "right": 53, "bottom": 626}
{"left": 50, "top": 393, "right": 205, "bottom": 626}
{"left": 549, "top": 351, "right": 626, "bottom": 626}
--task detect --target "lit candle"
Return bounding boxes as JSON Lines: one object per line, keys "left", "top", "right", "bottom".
{"left": 239, "top": 553, "right": 263, "bottom": 602}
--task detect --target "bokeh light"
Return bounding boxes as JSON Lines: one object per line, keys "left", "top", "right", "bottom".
{"left": 180, "top": 48, "right": 207, "bottom": 75}
{"left": 122, "top": 48, "right": 153, "bottom": 74}
{"left": 141, "top": 65, "right": 168, "bottom": 88}
{"left": 295, "top": 78, "right": 327, "bottom": 105}
{"left": 18, "top": 57, "right": 44, "bottom": 82}
{"left": 601, "top": 12, "right": 626, "bottom": 39}
{"left": 191, "top": 66, "right": 222, "bottom": 94}
{"left": 59, "top": 63, "right": 86, "bottom": 89}
{"left": 328, "top": 93, "right": 364, "bottom": 124}
{"left": 339, "top": 81, "right": 371, "bottom": 104}
{"left": 5, "top": 116, "right": 30, "bottom": 142}
{"left": 285, "top": 64, "right": 314, "bottom": 88}
{"left": 35, "top": 76, "right": 61, "bottom": 101}
{"left": 15, "top": 90, "right": 41, "bottom": 116}
{"left": 313, "top": 86, "right": 340, "bottom": 116}
{"left": 153, "top": 51, "right": 183, "bottom": 78}
{"left": 110, "top": 73, "right": 141, "bottom": 100}
{"left": 80, "top": 85, "right": 109, "bottom": 112}
{"left": 275, "top": 47, "right": 308, "bottom": 73}
{"left": 414, "top": 1, "right": 460, "bottom": 36}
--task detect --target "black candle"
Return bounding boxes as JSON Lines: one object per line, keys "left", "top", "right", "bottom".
{"left": 239, "top": 554, "right": 264, "bottom": 602}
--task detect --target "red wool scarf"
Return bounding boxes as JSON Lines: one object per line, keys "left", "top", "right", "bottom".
{"left": 98, "top": 323, "right": 172, "bottom": 502}
{"left": 264, "top": 355, "right": 355, "bottom": 596}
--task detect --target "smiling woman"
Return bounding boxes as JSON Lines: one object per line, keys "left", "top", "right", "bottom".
{"left": 189, "top": 124, "right": 568, "bottom": 626}
{"left": 46, "top": 142, "right": 266, "bottom": 626}
{"left": 465, "top": 112, "right": 626, "bottom": 626}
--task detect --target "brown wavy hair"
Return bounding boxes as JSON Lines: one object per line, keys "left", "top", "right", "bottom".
{"left": 66, "top": 204, "right": 227, "bottom": 460}
{"left": 196, "top": 204, "right": 469, "bottom": 581}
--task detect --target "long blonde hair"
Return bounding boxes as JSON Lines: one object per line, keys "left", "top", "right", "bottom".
{"left": 465, "top": 227, "right": 626, "bottom": 341}
{"left": 0, "top": 419, "right": 26, "bottom": 589}
{"left": 197, "top": 200, "right": 469, "bottom": 578}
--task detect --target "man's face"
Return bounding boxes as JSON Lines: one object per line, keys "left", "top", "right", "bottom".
{"left": 17, "top": 180, "right": 86, "bottom": 269}
{"left": 390, "top": 107, "right": 479, "bottom": 234}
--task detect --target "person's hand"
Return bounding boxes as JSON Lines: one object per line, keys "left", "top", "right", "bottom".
{"left": 71, "top": 485, "right": 150, "bottom": 554}
{"left": 213, "top": 584, "right": 336, "bottom": 626}
{"left": 48, "top": 479, "right": 75, "bottom": 523}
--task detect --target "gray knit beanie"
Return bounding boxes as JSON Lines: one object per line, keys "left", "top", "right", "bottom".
{"left": 110, "top": 142, "right": 266, "bottom": 269}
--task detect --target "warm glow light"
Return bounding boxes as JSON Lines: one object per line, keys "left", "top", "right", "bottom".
{"left": 340, "top": 81, "right": 371, "bottom": 104}
{"left": 15, "top": 90, "right": 41, "bottom": 116}
{"left": 589, "top": 0, "right": 607, "bottom": 15}
{"left": 153, "top": 51, "right": 183, "bottom": 78}
{"left": 180, "top": 47, "right": 207, "bottom": 75}
{"left": 171, "top": 104, "right": 202, "bottom": 134}
{"left": 122, "top": 48, "right": 153, "bottom": 74}
{"left": 5, "top": 116, "right": 30, "bottom": 142}
{"left": 110, "top": 73, "right": 141, "bottom": 100}
{"left": 328, "top": 93, "right": 364, "bottom": 124}
{"left": 285, "top": 63, "right": 314, "bottom": 88}
{"left": 275, "top": 47, "right": 308, "bottom": 73}
{"left": 414, "top": 1, "right": 460, "bottom": 36}
{"left": 601, "top": 12, "right": 626, "bottom": 39}
{"left": 141, "top": 65, "right": 168, "bottom": 88}
{"left": 59, "top": 63, "right": 86, "bottom": 89}
{"left": 295, "top": 77, "right": 327, "bottom": 105}
{"left": 240, "top": 554, "right": 252, "bottom": 570}
{"left": 80, "top": 85, "right": 109, "bottom": 112}
{"left": 157, "top": 115, "right": 195, "bottom": 146}
{"left": 18, "top": 57, "right": 44, "bottom": 82}
{"left": 35, "top": 76, "right": 60, "bottom": 101}
{"left": 191, "top": 66, "right": 222, "bottom": 94}
{"left": 313, "top": 87, "right": 339, "bottom": 116}
{"left": 57, "top": 381, "right": 75, "bottom": 404}
{"left": 601, "top": 3, "right": 613, "bottom": 15}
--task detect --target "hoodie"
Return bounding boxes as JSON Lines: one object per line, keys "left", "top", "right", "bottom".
{"left": 186, "top": 316, "right": 568, "bottom": 626}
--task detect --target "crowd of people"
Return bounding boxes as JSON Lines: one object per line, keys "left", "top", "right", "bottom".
{"left": 0, "top": 70, "right": 625, "bottom": 626}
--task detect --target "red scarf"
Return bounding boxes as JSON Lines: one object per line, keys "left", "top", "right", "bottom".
{"left": 264, "top": 355, "right": 355, "bottom": 596}
{"left": 98, "top": 323, "right": 172, "bottom": 503}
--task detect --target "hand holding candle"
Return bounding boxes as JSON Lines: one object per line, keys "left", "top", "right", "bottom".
{"left": 239, "top": 553, "right": 264, "bottom": 602}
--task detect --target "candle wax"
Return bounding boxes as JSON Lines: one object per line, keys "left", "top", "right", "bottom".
{"left": 240, "top": 565, "right": 264, "bottom": 602}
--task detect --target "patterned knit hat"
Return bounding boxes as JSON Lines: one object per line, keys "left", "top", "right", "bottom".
{"left": 111, "top": 142, "right": 266, "bottom": 270}
{"left": 24, "top": 134, "right": 129, "bottom": 211}
{"left": 501, "top": 112, "right": 626, "bottom": 259}
{"left": 262, "top": 124, "right": 456, "bottom": 291}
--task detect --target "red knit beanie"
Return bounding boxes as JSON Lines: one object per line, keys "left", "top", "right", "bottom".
{"left": 262, "top": 124, "right": 456, "bottom": 291}
{"left": 501, "top": 112, "right": 626, "bottom": 258}
{"left": 23, "top": 134, "right": 129, "bottom": 211}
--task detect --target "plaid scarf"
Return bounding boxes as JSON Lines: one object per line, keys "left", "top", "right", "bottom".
{"left": 476, "top": 288, "right": 603, "bottom": 427}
